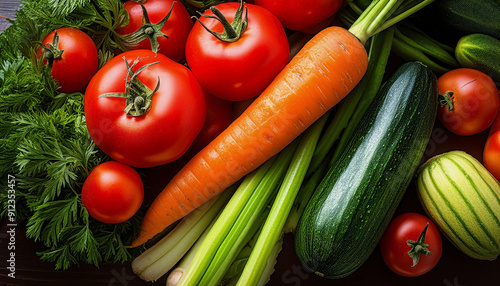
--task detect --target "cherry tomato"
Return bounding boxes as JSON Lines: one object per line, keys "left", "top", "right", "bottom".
{"left": 380, "top": 212, "right": 442, "bottom": 277}
{"left": 82, "top": 161, "right": 144, "bottom": 224}
{"left": 484, "top": 130, "right": 500, "bottom": 181}
{"left": 437, "top": 68, "right": 499, "bottom": 136}
{"left": 189, "top": 90, "right": 233, "bottom": 152}
{"left": 84, "top": 49, "right": 206, "bottom": 168}
{"left": 118, "top": 0, "right": 193, "bottom": 62}
{"left": 185, "top": 1, "right": 289, "bottom": 101}
{"left": 253, "top": 0, "right": 343, "bottom": 31}
{"left": 38, "top": 27, "right": 98, "bottom": 93}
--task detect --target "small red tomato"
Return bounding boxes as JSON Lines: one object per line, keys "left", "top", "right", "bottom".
{"left": 82, "top": 161, "right": 144, "bottom": 224}
{"left": 118, "top": 0, "right": 193, "bottom": 62}
{"left": 483, "top": 130, "right": 500, "bottom": 181}
{"left": 38, "top": 27, "right": 98, "bottom": 93}
{"left": 437, "top": 68, "right": 499, "bottom": 136}
{"left": 380, "top": 212, "right": 442, "bottom": 277}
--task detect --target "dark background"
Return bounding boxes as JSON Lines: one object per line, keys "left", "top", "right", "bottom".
{"left": 1, "top": 1, "right": 499, "bottom": 285}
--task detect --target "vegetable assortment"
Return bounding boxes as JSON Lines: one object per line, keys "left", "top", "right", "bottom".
{"left": 1, "top": 0, "right": 499, "bottom": 285}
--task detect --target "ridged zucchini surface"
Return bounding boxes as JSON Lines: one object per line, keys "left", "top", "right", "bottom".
{"left": 416, "top": 150, "right": 500, "bottom": 260}
{"left": 294, "top": 62, "right": 438, "bottom": 279}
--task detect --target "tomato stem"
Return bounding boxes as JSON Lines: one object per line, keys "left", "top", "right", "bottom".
{"left": 406, "top": 222, "right": 431, "bottom": 267}
{"left": 194, "top": 0, "right": 247, "bottom": 42}
{"left": 438, "top": 91, "right": 455, "bottom": 111}
{"left": 125, "top": 1, "right": 175, "bottom": 53}
{"left": 40, "top": 30, "right": 64, "bottom": 69}
{"left": 99, "top": 57, "right": 160, "bottom": 117}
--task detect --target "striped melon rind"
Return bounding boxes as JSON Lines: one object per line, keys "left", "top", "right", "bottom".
{"left": 416, "top": 150, "right": 500, "bottom": 260}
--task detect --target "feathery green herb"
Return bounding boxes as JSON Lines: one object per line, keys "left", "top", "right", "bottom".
{"left": 0, "top": 0, "right": 145, "bottom": 270}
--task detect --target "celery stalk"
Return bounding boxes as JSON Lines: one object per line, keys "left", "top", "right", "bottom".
{"left": 176, "top": 155, "right": 279, "bottom": 286}
{"left": 236, "top": 112, "right": 329, "bottom": 286}
{"left": 198, "top": 140, "right": 298, "bottom": 285}
{"left": 166, "top": 209, "right": 221, "bottom": 286}
{"left": 131, "top": 185, "right": 235, "bottom": 282}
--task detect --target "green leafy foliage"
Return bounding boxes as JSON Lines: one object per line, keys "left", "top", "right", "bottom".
{"left": 0, "top": 0, "right": 145, "bottom": 270}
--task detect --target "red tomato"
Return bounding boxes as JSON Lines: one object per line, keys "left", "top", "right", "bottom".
{"left": 118, "top": 0, "right": 193, "bottom": 62}
{"left": 484, "top": 130, "right": 500, "bottom": 181}
{"left": 84, "top": 50, "right": 206, "bottom": 168}
{"left": 189, "top": 90, "right": 234, "bottom": 152}
{"left": 380, "top": 212, "right": 442, "bottom": 277}
{"left": 185, "top": 1, "right": 289, "bottom": 101}
{"left": 82, "top": 161, "right": 144, "bottom": 224}
{"left": 437, "top": 68, "right": 499, "bottom": 136}
{"left": 38, "top": 27, "right": 98, "bottom": 93}
{"left": 253, "top": 0, "right": 343, "bottom": 31}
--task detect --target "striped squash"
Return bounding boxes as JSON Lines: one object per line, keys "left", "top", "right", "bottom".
{"left": 416, "top": 150, "right": 500, "bottom": 260}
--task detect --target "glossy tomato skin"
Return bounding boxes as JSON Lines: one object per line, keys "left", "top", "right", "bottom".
{"left": 437, "top": 68, "right": 499, "bottom": 136}
{"left": 185, "top": 2, "right": 289, "bottom": 101}
{"left": 84, "top": 50, "right": 206, "bottom": 168}
{"left": 253, "top": 0, "right": 342, "bottom": 31}
{"left": 484, "top": 130, "right": 500, "bottom": 181}
{"left": 189, "top": 90, "right": 233, "bottom": 152}
{"left": 38, "top": 27, "right": 98, "bottom": 93}
{"left": 380, "top": 212, "right": 442, "bottom": 277}
{"left": 119, "top": 0, "right": 193, "bottom": 62}
{"left": 82, "top": 161, "right": 144, "bottom": 224}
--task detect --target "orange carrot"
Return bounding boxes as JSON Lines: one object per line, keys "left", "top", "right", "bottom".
{"left": 131, "top": 0, "right": 435, "bottom": 247}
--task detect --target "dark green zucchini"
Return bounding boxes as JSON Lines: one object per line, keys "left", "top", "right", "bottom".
{"left": 294, "top": 62, "right": 438, "bottom": 279}
{"left": 409, "top": 0, "right": 500, "bottom": 45}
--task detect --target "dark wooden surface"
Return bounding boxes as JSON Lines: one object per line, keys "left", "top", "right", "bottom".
{"left": 0, "top": 0, "right": 20, "bottom": 33}
{"left": 1, "top": 1, "right": 500, "bottom": 285}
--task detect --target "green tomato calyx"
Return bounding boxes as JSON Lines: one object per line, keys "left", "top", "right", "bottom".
{"left": 125, "top": 1, "right": 175, "bottom": 53}
{"left": 99, "top": 57, "right": 160, "bottom": 117}
{"left": 40, "top": 30, "right": 65, "bottom": 69}
{"left": 438, "top": 91, "right": 455, "bottom": 111}
{"left": 406, "top": 222, "right": 431, "bottom": 267}
{"left": 195, "top": 0, "right": 248, "bottom": 42}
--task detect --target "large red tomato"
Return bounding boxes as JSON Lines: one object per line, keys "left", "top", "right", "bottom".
{"left": 437, "top": 68, "right": 499, "bottom": 136}
{"left": 253, "top": 0, "right": 343, "bottom": 31}
{"left": 483, "top": 130, "right": 500, "bottom": 181}
{"left": 118, "top": 0, "right": 193, "bottom": 62}
{"left": 38, "top": 27, "right": 98, "bottom": 93}
{"left": 380, "top": 212, "right": 442, "bottom": 277}
{"left": 82, "top": 161, "right": 144, "bottom": 224}
{"left": 84, "top": 50, "right": 206, "bottom": 168}
{"left": 185, "top": 1, "right": 289, "bottom": 101}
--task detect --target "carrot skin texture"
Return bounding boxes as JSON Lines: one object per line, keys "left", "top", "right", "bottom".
{"left": 132, "top": 26, "right": 368, "bottom": 247}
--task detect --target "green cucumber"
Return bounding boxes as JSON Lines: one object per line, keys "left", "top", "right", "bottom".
{"left": 455, "top": 33, "right": 500, "bottom": 84}
{"left": 416, "top": 150, "right": 500, "bottom": 261}
{"left": 294, "top": 62, "right": 438, "bottom": 279}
